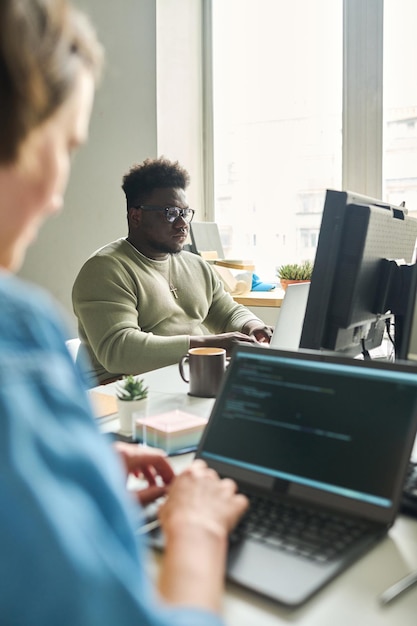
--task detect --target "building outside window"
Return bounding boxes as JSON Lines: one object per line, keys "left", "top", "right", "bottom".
{"left": 210, "top": 0, "right": 417, "bottom": 281}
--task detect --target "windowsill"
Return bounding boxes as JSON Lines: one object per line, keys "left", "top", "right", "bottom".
{"left": 232, "top": 289, "right": 284, "bottom": 308}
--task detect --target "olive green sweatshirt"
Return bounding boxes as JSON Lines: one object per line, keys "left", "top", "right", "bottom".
{"left": 72, "top": 238, "right": 261, "bottom": 385}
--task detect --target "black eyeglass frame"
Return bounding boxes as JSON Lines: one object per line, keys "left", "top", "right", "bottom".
{"left": 134, "top": 204, "right": 195, "bottom": 223}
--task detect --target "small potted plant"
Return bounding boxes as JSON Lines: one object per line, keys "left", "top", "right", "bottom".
{"left": 276, "top": 260, "right": 314, "bottom": 291}
{"left": 116, "top": 375, "right": 149, "bottom": 437}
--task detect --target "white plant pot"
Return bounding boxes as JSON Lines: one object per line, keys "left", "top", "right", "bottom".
{"left": 117, "top": 397, "right": 148, "bottom": 437}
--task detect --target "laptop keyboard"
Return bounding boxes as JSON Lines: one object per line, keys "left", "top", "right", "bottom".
{"left": 230, "top": 492, "right": 374, "bottom": 563}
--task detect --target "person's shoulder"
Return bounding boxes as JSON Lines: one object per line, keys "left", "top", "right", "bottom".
{"left": 0, "top": 275, "right": 68, "bottom": 347}
{"left": 176, "top": 251, "right": 220, "bottom": 281}
{"left": 176, "top": 250, "right": 209, "bottom": 268}
{"left": 75, "top": 239, "right": 130, "bottom": 277}
{"left": 85, "top": 238, "right": 128, "bottom": 262}
{"left": 0, "top": 274, "right": 56, "bottom": 316}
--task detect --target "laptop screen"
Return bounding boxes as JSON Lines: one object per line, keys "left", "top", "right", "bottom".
{"left": 197, "top": 347, "right": 417, "bottom": 516}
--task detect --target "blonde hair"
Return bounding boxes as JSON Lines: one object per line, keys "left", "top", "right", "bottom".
{"left": 0, "top": 0, "right": 103, "bottom": 163}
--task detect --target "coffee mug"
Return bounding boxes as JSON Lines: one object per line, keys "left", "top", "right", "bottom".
{"left": 179, "top": 347, "right": 226, "bottom": 397}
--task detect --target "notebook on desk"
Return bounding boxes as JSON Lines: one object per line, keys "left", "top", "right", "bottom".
{"left": 194, "top": 345, "right": 417, "bottom": 606}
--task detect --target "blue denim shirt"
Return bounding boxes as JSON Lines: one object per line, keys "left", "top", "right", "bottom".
{"left": 0, "top": 274, "right": 223, "bottom": 626}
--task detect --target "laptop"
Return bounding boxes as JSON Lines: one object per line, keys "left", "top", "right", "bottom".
{"left": 193, "top": 345, "right": 417, "bottom": 606}
{"left": 270, "top": 282, "right": 310, "bottom": 350}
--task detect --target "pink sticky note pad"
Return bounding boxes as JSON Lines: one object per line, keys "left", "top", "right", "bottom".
{"left": 135, "top": 410, "right": 208, "bottom": 453}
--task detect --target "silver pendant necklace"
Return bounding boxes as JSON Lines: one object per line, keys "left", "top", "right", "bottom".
{"left": 168, "top": 257, "right": 178, "bottom": 298}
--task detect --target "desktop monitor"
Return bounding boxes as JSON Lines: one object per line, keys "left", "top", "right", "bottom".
{"left": 299, "top": 189, "right": 417, "bottom": 359}
{"left": 395, "top": 262, "right": 417, "bottom": 362}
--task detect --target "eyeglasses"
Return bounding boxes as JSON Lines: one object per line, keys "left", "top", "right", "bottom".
{"left": 135, "top": 205, "right": 195, "bottom": 223}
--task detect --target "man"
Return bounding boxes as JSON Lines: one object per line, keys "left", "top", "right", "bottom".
{"left": 72, "top": 156, "right": 272, "bottom": 385}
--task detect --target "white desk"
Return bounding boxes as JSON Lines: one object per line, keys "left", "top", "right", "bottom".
{"left": 96, "top": 364, "right": 215, "bottom": 435}
{"left": 94, "top": 364, "right": 417, "bottom": 626}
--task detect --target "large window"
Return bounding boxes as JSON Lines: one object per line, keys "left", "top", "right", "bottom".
{"left": 210, "top": 0, "right": 417, "bottom": 281}
{"left": 211, "top": 0, "right": 342, "bottom": 280}
{"left": 383, "top": 0, "right": 417, "bottom": 218}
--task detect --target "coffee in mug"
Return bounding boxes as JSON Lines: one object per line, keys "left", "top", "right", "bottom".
{"left": 179, "top": 347, "right": 226, "bottom": 397}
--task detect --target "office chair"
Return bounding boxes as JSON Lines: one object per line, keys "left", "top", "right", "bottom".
{"left": 66, "top": 337, "right": 81, "bottom": 361}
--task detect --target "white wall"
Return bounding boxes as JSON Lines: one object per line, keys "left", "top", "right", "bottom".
{"left": 18, "top": 0, "right": 204, "bottom": 332}
{"left": 18, "top": 0, "right": 158, "bottom": 333}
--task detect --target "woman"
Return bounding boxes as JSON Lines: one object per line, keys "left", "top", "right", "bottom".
{"left": 0, "top": 1, "right": 247, "bottom": 624}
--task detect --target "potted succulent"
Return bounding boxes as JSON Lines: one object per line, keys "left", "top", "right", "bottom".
{"left": 276, "top": 260, "right": 314, "bottom": 291}
{"left": 116, "top": 375, "right": 149, "bottom": 437}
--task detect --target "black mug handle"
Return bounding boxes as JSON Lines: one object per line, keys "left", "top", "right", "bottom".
{"left": 179, "top": 354, "right": 190, "bottom": 383}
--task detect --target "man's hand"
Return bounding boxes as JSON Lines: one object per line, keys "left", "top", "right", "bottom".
{"left": 113, "top": 441, "right": 175, "bottom": 505}
{"left": 190, "top": 331, "right": 261, "bottom": 356}
{"left": 241, "top": 320, "right": 273, "bottom": 343}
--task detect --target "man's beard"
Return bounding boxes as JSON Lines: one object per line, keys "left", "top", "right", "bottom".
{"left": 148, "top": 238, "right": 183, "bottom": 255}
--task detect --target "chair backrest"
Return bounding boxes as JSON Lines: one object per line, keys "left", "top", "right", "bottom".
{"left": 66, "top": 337, "right": 81, "bottom": 362}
